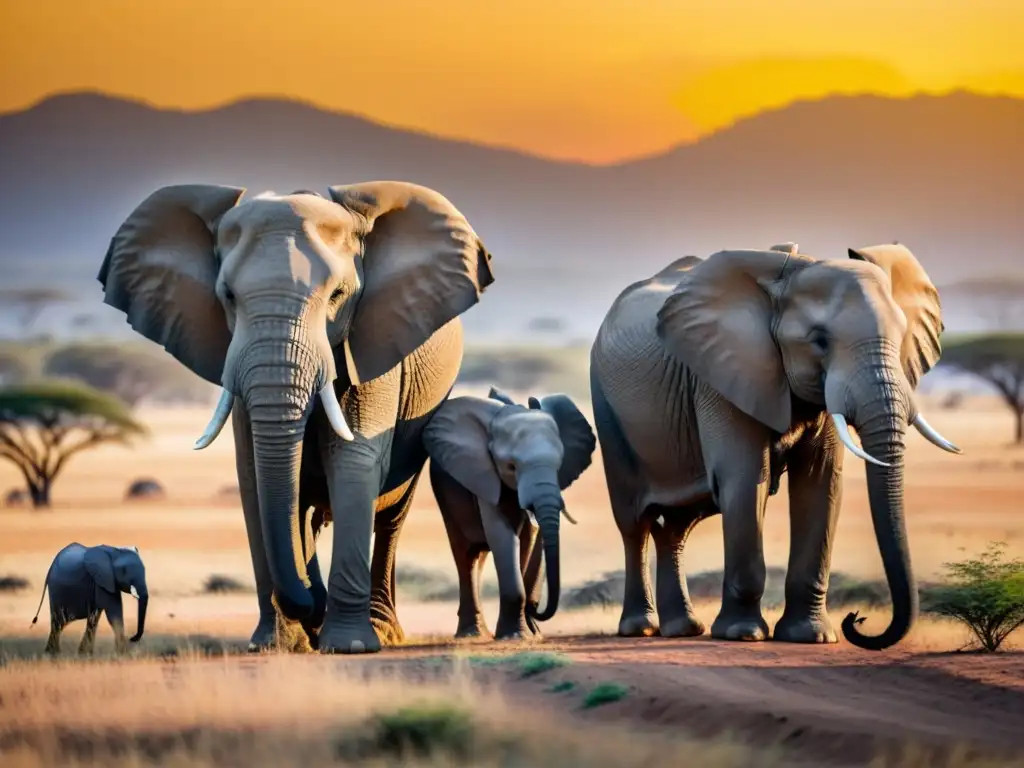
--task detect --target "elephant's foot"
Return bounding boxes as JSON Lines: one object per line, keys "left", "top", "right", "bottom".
{"left": 494, "top": 597, "right": 531, "bottom": 641}
{"left": 710, "top": 604, "right": 769, "bottom": 642}
{"left": 658, "top": 612, "right": 706, "bottom": 638}
{"left": 247, "top": 614, "right": 279, "bottom": 653}
{"left": 773, "top": 609, "right": 837, "bottom": 644}
{"left": 455, "top": 614, "right": 490, "bottom": 640}
{"left": 618, "top": 611, "right": 659, "bottom": 638}
{"left": 319, "top": 612, "right": 382, "bottom": 655}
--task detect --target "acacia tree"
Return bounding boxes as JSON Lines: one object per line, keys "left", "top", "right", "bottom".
{"left": 0, "top": 382, "right": 147, "bottom": 508}
{"left": 941, "top": 334, "right": 1024, "bottom": 444}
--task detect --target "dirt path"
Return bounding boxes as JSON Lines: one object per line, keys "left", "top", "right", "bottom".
{"left": 336, "top": 635, "right": 1024, "bottom": 765}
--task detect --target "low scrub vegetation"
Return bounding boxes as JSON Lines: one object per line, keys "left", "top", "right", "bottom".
{"left": 0, "top": 574, "right": 30, "bottom": 593}
{"left": 922, "top": 542, "right": 1024, "bottom": 652}
{"left": 201, "top": 574, "right": 252, "bottom": 594}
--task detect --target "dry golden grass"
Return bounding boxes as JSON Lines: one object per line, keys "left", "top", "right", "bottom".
{"left": 1, "top": 389, "right": 1023, "bottom": 766}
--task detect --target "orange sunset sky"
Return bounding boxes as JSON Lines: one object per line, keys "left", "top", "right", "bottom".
{"left": 2, "top": 0, "right": 1023, "bottom": 163}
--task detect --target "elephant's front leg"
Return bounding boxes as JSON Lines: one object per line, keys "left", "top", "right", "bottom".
{"left": 651, "top": 508, "right": 706, "bottom": 638}
{"left": 696, "top": 386, "right": 772, "bottom": 641}
{"left": 100, "top": 592, "right": 128, "bottom": 654}
{"left": 480, "top": 502, "right": 530, "bottom": 640}
{"left": 369, "top": 472, "right": 422, "bottom": 646}
{"left": 232, "top": 399, "right": 278, "bottom": 652}
{"left": 774, "top": 422, "right": 843, "bottom": 644}
{"left": 319, "top": 437, "right": 386, "bottom": 654}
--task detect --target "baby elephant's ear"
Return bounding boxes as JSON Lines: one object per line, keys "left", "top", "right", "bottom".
{"left": 84, "top": 547, "right": 116, "bottom": 594}
{"left": 423, "top": 396, "right": 505, "bottom": 505}
{"left": 487, "top": 387, "right": 517, "bottom": 406}
{"left": 536, "top": 394, "right": 597, "bottom": 489}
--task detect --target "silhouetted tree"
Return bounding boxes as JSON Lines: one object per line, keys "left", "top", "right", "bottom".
{"left": 0, "top": 382, "right": 147, "bottom": 508}
{"left": 941, "top": 334, "right": 1024, "bottom": 444}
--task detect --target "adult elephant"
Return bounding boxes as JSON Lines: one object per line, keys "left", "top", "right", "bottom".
{"left": 590, "top": 243, "right": 960, "bottom": 651}
{"left": 99, "top": 182, "right": 495, "bottom": 654}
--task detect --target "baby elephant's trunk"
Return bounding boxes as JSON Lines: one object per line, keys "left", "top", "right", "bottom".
{"left": 129, "top": 587, "right": 148, "bottom": 643}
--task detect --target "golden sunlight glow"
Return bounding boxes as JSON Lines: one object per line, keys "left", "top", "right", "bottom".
{"left": 1, "top": 0, "right": 1022, "bottom": 162}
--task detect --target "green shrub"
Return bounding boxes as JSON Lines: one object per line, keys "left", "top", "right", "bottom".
{"left": 517, "top": 652, "right": 569, "bottom": 678}
{"left": 582, "top": 682, "right": 628, "bottom": 709}
{"left": 367, "top": 703, "right": 475, "bottom": 760}
{"left": 923, "top": 542, "right": 1024, "bottom": 652}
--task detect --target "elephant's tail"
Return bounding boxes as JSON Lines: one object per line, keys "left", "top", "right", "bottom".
{"left": 31, "top": 563, "right": 53, "bottom": 625}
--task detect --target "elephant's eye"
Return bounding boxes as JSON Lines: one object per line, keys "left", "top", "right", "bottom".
{"left": 330, "top": 287, "right": 346, "bottom": 304}
{"left": 223, "top": 286, "right": 236, "bottom": 305}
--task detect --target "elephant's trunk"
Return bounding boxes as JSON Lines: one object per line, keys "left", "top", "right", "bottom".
{"left": 831, "top": 355, "right": 916, "bottom": 651}
{"left": 241, "top": 326, "right": 323, "bottom": 622}
{"left": 129, "top": 588, "right": 148, "bottom": 643}
{"left": 532, "top": 506, "right": 562, "bottom": 622}
{"left": 518, "top": 467, "right": 563, "bottom": 623}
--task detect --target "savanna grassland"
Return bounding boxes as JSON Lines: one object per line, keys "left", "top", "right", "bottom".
{"left": 1, "top": 389, "right": 1023, "bottom": 767}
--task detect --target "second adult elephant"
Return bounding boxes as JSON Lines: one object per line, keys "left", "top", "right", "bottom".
{"left": 99, "top": 182, "right": 495, "bottom": 654}
{"left": 590, "top": 243, "right": 960, "bottom": 650}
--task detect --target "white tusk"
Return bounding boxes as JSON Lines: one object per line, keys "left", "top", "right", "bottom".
{"left": 912, "top": 413, "right": 962, "bottom": 455}
{"left": 526, "top": 508, "right": 538, "bottom": 527}
{"left": 319, "top": 383, "right": 355, "bottom": 441}
{"left": 831, "top": 414, "right": 892, "bottom": 467}
{"left": 194, "top": 389, "right": 234, "bottom": 450}
{"left": 562, "top": 506, "right": 578, "bottom": 525}
{"left": 130, "top": 585, "right": 140, "bottom": 600}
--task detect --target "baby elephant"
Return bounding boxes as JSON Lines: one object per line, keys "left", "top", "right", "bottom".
{"left": 32, "top": 542, "right": 149, "bottom": 655}
{"left": 423, "top": 387, "right": 596, "bottom": 640}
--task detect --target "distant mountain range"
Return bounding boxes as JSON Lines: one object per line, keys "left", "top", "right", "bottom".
{"left": 1, "top": 91, "right": 1022, "bottom": 341}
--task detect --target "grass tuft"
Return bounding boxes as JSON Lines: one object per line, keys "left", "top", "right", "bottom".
{"left": 583, "top": 682, "right": 629, "bottom": 709}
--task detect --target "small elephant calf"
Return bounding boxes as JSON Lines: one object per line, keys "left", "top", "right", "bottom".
{"left": 32, "top": 542, "right": 149, "bottom": 655}
{"left": 423, "top": 387, "right": 596, "bottom": 640}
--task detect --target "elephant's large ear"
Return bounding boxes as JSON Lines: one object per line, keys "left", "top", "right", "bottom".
{"left": 848, "top": 244, "right": 943, "bottom": 389}
{"left": 327, "top": 182, "right": 495, "bottom": 385}
{"left": 537, "top": 394, "right": 597, "bottom": 490}
{"left": 423, "top": 396, "right": 505, "bottom": 505}
{"left": 83, "top": 547, "right": 116, "bottom": 594}
{"left": 657, "top": 249, "right": 808, "bottom": 434}
{"left": 98, "top": 184, "right": 246, "bottom": 385}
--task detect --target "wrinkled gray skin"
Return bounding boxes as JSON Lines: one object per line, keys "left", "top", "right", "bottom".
{"left": 423, "top": 387, "right": 596, "bottom": 640}
{"left": 32, "top": 543, "right": 148, "bottom": 655}
{"left": 590, "top": 243, "right": 961, "bottom": 650}
{"left": 98, "top": 182, "right": 494, "bottom": 655}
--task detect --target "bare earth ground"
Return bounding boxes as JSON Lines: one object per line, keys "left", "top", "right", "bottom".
{"left": 2, "top": 389, "right": 1024, "bottom": 766}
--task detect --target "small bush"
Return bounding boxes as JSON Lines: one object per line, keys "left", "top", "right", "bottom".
{"left": 583, "top": 682, "right": 628, "bottom": 709}
{"left": 365, "top": 703, "right": 475, "bottom": 760}
{"left": 467, "top": 651, "right": 569, "bottom": 678}
{"left": 0, "top": 574, "right": 30, "bottom": 592}
{"left": 547, "top": 680, "right": 576, "bottom": 693}
{"left": 517, "top": 652, "right": 569, "bottom": 678}
{"left": 923, "top": 542, "right": 1024, "bottom": 652}
{"left": 202, "top": 574, "right": 252, "bottom": 594}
